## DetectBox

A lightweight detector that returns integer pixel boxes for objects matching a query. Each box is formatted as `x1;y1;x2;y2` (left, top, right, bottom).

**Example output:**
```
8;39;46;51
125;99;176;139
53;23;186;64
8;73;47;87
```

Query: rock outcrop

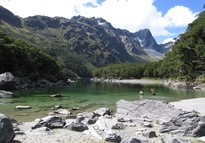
160;112;205;137
0;113;15;143
115;99;182;123
0;72;16;90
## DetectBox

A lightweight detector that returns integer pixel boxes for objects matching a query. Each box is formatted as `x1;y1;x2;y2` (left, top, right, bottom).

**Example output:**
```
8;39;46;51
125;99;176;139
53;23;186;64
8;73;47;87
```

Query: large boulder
32;115;66;129
93;116;122;142
0;113;15;143
66;122;88;132
0;90;15;98
115;99;183;123
105;132;122;143
77;112;98;124
160;112;205;137
94;107;112;116
0;72;16;90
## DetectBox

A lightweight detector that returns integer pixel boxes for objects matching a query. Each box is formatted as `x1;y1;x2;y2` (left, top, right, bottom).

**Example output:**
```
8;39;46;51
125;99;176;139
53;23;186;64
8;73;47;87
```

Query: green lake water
0;79;205;122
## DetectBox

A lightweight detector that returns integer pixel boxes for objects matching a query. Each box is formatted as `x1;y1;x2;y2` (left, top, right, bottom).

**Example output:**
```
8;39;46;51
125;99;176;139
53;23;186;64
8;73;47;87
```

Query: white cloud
162;38;175;44
164;6;197;27
0;0;198;41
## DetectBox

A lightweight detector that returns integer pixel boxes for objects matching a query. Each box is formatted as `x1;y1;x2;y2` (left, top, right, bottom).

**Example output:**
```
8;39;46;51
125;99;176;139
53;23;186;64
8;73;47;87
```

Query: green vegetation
92;62;160;79
160;11;205;81
0;32;60;80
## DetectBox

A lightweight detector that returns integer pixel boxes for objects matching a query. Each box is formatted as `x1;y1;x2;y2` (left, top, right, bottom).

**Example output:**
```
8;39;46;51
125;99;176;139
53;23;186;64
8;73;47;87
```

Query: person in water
139;90;144;95
139;90;144;99
150;88;156;96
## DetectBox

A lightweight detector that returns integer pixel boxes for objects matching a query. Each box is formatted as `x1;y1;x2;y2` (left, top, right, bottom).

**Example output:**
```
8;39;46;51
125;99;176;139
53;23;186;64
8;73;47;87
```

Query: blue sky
0;0;204;43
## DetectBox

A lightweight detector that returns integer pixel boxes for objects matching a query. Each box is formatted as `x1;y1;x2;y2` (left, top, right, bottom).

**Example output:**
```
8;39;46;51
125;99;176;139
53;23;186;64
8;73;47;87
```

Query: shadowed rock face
0;113;15;143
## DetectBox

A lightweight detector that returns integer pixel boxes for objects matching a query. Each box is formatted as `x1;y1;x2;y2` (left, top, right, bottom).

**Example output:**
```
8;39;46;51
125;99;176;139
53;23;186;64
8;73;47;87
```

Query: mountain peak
0;6;22;27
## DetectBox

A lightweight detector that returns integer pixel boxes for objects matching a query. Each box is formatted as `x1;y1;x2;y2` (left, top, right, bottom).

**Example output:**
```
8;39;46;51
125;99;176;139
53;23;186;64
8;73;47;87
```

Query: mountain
0;6;172;77
0;6;22;27
0;32;60;80
159;11;205;81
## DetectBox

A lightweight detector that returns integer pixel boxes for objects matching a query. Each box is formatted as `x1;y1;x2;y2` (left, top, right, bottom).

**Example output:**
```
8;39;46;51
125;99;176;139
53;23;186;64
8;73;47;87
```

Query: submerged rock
16;105;32;109
50;93;62;98
0;113;15;143
53;109;71;115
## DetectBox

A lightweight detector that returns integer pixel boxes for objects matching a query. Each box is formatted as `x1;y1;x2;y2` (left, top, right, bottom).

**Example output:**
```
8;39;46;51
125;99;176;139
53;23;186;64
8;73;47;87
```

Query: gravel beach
13;121;105;143
11;98;205;143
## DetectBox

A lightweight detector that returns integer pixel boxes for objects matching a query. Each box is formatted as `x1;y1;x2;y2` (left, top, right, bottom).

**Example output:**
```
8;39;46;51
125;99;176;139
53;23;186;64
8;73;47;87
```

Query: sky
0;0;204;44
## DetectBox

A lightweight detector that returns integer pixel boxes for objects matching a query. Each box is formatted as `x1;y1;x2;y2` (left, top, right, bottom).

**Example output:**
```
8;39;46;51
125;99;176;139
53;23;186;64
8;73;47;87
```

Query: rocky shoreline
92;77;205;91
1;99;205;143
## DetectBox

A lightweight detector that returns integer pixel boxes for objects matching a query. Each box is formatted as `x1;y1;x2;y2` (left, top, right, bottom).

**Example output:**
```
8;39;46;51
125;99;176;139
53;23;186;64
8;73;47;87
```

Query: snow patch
137;37;144;47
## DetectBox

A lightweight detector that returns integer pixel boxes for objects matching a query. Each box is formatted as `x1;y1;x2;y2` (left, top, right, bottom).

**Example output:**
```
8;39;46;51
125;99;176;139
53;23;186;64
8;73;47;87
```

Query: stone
105;132;122;143
111;123;125;130
54;109;71;115
122;137;143;143
160;112;205;137
161;135;190;143
0;72;16;90
77;112;98;124
143;122;152;128
0;113;15;143
32;115;66;129
94;107;112;116
67;122;88;132
16;105;32;109
75;115;85;123
0;90;15;98
142;130;157;138
50;93;62;98
32;127;51;132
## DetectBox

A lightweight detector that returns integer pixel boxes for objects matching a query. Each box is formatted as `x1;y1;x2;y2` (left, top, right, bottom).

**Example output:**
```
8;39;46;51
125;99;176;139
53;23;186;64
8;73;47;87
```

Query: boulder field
1;99;205;143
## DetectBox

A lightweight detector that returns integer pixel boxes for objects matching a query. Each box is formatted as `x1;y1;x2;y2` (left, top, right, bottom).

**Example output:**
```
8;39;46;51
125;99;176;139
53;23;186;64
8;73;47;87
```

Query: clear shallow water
0;79;205;121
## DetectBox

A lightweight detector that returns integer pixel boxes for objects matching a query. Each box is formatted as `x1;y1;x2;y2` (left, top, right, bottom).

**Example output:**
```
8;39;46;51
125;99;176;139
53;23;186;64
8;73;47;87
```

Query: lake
0;79;204;121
